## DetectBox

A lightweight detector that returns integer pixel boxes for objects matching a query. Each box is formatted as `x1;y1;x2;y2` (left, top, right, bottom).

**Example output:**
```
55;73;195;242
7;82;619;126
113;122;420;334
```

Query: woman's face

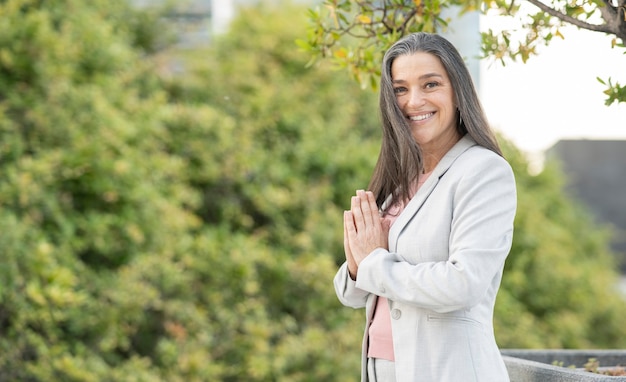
391;52;460;155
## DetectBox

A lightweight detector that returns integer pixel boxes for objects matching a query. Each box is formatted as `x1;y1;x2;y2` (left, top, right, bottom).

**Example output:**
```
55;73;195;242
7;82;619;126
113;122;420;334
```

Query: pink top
367;171;432;361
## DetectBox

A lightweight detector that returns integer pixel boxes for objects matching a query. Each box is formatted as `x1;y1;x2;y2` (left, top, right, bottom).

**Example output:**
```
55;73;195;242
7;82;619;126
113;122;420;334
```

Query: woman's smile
409;112;435;122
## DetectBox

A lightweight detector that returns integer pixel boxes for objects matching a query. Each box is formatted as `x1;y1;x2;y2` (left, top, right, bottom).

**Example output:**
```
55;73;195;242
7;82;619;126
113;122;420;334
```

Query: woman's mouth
409;112;434;121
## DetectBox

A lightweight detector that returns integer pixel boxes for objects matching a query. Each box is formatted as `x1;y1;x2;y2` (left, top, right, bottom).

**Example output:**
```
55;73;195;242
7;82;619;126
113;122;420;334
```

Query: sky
477;11;626;163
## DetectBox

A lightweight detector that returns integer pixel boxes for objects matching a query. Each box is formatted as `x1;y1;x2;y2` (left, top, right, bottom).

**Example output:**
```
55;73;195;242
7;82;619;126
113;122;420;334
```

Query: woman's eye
425;82;439;89
393;87;406;94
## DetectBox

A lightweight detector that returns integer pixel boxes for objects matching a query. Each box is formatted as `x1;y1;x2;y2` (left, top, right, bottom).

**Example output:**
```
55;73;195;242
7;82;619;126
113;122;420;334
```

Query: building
131;0;213;46
546;139;626;271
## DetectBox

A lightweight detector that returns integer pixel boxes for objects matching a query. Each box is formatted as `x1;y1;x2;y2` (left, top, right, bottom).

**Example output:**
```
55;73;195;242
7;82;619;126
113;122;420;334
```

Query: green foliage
163;2;381;252
0;0;198;380
598;76;626;106
1;0;626;381
1;0;373;380
157;3;381;379
494;140;626;348
297;0;461;87
303;0;626;104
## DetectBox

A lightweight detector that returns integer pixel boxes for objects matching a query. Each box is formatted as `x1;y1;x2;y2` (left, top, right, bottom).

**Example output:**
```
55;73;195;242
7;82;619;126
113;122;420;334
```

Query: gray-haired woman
334;32;516;382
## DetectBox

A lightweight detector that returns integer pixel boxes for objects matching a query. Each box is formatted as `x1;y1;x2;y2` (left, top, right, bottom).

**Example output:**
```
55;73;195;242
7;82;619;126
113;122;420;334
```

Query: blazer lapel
388;135;477;251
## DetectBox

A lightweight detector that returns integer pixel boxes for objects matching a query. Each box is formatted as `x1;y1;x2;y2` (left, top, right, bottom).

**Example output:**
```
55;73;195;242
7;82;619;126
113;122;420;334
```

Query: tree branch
600;0;617;13
598;0;626;42
397;8;418;35
526;0;613;34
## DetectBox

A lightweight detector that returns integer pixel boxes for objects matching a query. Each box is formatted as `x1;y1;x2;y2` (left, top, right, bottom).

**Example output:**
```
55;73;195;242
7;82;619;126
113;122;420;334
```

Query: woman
334;32;517;382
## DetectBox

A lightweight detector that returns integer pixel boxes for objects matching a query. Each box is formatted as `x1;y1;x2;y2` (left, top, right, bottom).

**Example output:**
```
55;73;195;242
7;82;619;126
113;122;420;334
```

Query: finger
343;211;358;278
365;191;380;226
357;190;374;227
344;210;357;238
351;195;365;233
343;211;352;255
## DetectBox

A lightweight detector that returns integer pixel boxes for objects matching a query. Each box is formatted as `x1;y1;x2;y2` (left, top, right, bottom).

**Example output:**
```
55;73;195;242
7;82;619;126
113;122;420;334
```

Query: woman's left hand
344;190;389;266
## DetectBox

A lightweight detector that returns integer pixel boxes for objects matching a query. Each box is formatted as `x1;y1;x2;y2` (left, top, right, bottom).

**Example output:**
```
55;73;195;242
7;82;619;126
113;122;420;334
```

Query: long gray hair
369;32;502;209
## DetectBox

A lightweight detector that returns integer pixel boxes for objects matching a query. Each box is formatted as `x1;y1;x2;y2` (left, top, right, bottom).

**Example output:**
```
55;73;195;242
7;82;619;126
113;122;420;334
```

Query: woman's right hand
344;190;390;280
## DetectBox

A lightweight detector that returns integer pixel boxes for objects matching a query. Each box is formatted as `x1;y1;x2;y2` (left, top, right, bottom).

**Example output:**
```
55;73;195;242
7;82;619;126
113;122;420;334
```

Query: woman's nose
406;89;425;108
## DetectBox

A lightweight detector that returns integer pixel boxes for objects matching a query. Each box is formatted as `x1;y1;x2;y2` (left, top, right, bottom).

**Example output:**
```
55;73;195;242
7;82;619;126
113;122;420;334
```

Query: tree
158;2;382;379
0;0;377;380
0;0;201;380
299;0;626;105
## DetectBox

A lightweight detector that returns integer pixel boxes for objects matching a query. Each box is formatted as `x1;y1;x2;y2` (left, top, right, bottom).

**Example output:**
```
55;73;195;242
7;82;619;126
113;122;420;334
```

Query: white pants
367;357;396;382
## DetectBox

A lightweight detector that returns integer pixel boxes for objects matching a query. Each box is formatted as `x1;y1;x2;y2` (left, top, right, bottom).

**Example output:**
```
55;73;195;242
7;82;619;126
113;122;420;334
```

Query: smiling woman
334;32;517;382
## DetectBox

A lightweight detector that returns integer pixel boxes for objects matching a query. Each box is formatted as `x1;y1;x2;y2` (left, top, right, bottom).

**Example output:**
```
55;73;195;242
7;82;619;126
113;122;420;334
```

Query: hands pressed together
344;190;390;280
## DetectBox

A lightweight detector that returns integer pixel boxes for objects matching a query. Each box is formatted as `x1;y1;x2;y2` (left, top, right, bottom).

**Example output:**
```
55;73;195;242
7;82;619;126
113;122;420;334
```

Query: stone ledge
502;349;626;381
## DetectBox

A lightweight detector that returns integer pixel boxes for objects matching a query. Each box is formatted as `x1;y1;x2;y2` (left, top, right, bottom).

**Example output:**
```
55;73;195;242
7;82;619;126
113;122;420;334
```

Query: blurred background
1;0;625;380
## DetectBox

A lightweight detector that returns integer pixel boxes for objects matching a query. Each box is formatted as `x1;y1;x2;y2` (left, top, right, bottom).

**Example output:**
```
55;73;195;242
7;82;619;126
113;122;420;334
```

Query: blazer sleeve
354;152;517;313
334;261;370;309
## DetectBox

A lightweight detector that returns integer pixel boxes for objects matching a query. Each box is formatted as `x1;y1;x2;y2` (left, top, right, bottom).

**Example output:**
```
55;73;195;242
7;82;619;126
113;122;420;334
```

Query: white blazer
334;135;516;382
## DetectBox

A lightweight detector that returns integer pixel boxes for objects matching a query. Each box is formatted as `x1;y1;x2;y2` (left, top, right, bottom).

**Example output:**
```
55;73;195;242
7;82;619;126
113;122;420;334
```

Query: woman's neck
421;132;462;173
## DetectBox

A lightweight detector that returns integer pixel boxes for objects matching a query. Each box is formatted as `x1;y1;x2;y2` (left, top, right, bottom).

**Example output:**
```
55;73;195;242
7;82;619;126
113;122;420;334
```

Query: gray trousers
367;357;396;382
